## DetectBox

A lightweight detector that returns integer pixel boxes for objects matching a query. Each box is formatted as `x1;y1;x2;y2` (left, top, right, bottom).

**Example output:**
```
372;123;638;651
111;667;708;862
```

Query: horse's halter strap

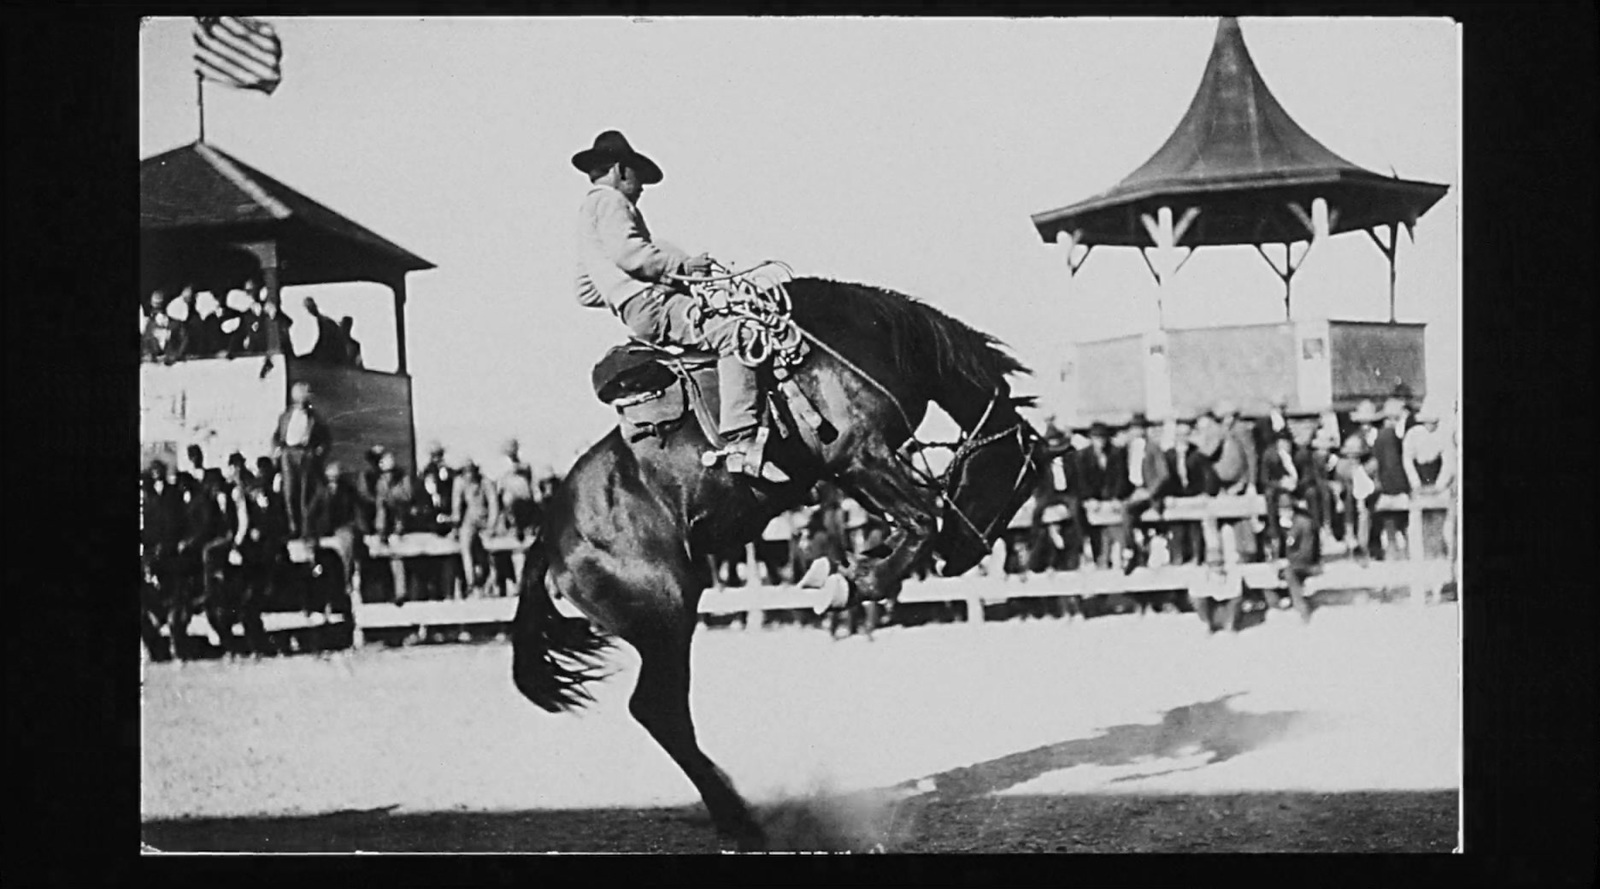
900;390;1040;549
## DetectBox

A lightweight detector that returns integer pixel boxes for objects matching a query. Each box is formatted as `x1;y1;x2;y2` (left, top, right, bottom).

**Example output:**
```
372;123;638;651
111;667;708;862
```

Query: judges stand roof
1030;15;1459;322
140;140;434;293
1030;18;1449;251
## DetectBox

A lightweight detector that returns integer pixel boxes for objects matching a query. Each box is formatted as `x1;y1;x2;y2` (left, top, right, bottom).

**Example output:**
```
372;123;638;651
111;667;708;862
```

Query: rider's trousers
616;287;760;435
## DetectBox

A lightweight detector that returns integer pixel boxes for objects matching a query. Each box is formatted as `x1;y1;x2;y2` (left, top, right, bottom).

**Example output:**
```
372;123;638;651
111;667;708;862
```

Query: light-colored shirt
1127;438;1146;488
284;407;310;447
574;184;691;312
1403;423;1454;489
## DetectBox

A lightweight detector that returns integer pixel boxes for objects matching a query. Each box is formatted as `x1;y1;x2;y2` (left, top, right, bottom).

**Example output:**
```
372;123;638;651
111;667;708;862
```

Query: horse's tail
511;539;614;713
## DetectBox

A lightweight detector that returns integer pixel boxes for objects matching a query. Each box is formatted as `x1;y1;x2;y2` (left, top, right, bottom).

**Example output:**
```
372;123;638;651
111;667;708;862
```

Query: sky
139;16;1460;472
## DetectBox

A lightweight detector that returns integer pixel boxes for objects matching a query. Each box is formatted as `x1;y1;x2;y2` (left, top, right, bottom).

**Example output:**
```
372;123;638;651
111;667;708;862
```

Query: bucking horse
511;273;1040;850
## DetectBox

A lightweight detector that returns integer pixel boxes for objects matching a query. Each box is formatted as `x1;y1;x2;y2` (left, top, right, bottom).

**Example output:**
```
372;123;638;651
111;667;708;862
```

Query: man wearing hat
494;438;539;541
1370;397;1412;559
1402;398;1452;493
1276;490;1320;624
418;441;455;536
1072;421;1118;568
1116;413;1171;574
452;458;499;597
571;130;780;481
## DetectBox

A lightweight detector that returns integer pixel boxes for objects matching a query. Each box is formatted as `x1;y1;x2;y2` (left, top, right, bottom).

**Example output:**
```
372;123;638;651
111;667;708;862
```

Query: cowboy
570;130;784;482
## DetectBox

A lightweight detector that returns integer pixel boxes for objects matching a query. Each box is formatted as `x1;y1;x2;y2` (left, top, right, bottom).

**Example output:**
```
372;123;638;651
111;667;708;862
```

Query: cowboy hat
1087;421;1111;438
571;130;663;185
1129;412;1155;429
1350;400;1381;423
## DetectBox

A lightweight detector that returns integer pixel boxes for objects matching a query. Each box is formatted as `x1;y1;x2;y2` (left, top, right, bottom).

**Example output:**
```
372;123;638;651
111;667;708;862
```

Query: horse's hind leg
628;623;765;850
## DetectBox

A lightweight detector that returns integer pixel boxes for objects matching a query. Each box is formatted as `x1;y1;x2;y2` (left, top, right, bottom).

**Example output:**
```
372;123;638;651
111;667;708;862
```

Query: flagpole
196;72;206;142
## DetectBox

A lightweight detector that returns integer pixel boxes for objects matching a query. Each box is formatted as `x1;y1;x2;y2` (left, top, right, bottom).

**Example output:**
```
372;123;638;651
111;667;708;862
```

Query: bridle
898;388;1041;552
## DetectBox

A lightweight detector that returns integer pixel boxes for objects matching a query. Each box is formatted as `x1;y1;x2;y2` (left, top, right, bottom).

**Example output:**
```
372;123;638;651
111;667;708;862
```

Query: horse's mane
785;277;1030;393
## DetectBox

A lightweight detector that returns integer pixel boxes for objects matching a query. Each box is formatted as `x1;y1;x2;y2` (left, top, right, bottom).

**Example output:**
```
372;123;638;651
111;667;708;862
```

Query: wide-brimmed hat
1129;412;1154;429
571;130;663;184
1350;400;1381;423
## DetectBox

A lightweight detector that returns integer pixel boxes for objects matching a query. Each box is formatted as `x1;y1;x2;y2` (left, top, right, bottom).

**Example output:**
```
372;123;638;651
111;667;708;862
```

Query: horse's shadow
748;693;1317;851
896;692;1312;801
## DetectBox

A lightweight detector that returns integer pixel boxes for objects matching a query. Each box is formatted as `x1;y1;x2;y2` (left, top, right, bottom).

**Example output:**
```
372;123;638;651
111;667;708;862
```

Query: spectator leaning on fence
1164;415;1218;565
1206;401;1261;563
304;461;370;609
1275;491;1321;624
1402;398;1454;493
495;438;538;540
374;450;421;542
1117;413;1171;575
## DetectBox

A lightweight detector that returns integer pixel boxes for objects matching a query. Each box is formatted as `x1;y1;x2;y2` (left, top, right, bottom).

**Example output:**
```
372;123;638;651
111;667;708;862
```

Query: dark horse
511;278;1040;849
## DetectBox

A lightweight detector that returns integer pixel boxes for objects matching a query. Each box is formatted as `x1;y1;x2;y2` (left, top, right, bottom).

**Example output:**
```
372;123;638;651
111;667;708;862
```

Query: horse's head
932;394;1042;577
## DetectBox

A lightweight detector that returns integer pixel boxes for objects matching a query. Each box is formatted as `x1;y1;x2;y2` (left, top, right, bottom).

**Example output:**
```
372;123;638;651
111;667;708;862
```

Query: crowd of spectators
1020;387;1458;579
142;379;564;653
141;279;365;371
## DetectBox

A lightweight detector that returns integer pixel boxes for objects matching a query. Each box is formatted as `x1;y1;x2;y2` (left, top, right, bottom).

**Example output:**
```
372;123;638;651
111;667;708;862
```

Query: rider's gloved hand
681;253;713;276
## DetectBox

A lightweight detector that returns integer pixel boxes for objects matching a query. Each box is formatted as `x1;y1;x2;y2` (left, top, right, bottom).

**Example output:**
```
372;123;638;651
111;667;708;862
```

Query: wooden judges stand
273;489;1454;645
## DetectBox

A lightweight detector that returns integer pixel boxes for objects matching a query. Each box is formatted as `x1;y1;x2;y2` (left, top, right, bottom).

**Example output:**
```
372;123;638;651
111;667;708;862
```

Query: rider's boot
708;358;789;483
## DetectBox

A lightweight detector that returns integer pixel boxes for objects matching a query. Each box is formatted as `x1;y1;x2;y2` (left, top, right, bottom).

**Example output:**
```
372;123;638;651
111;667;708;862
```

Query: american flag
193;17;283;94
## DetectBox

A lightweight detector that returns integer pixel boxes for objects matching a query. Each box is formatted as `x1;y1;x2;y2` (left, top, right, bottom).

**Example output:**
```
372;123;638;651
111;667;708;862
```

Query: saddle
590;341;721;444
589;265;837;458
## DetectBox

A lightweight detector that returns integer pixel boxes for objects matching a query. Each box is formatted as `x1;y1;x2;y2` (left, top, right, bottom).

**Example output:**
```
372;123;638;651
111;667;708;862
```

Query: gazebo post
391;275;409;375
1365;223;1401;322
1139;205;1199;330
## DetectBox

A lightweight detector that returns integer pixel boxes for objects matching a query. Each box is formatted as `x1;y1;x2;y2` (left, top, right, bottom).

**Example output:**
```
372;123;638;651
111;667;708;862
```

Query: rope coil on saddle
666;260;806;369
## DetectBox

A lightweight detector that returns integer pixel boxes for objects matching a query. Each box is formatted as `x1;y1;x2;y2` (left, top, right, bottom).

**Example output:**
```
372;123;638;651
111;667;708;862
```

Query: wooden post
966;591;986;624
350;560;366;648
743;542;764;629
1408;495;1429;607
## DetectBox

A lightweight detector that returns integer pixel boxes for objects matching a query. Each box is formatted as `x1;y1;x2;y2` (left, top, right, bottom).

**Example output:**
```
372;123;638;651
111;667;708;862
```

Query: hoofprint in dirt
142;600;1459;852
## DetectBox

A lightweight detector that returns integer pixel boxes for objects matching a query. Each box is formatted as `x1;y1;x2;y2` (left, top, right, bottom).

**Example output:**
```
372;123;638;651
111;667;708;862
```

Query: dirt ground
142;598;1460;853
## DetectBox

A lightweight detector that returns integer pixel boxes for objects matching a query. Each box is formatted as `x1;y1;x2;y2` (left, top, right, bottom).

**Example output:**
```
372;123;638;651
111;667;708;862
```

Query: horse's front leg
838;452;939;604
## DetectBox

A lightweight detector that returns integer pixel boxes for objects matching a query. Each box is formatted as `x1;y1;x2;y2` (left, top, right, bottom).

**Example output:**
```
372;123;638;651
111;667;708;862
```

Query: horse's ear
1009;395;1038;410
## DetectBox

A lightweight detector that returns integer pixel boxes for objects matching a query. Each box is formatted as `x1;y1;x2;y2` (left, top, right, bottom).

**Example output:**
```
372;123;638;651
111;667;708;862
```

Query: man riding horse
520;130;1045;850
572;130;786;483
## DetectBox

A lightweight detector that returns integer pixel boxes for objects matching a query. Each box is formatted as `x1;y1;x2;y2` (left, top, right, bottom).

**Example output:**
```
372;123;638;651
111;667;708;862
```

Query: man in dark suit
1371;397;1411;559
141;460;186;660
169;467;230;659
271;381;333;540
1072;422;1118;568
1027;420;1080;573
1117;413;1172;574
1277;492;1321;624
417;442;455;535
1259;425;1301;560
304;461;370;615
1163;416;1219;565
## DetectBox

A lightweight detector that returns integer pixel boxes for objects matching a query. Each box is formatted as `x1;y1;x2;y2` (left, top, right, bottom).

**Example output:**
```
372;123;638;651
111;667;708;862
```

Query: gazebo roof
140;140;434;288
1031;18;1449;248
